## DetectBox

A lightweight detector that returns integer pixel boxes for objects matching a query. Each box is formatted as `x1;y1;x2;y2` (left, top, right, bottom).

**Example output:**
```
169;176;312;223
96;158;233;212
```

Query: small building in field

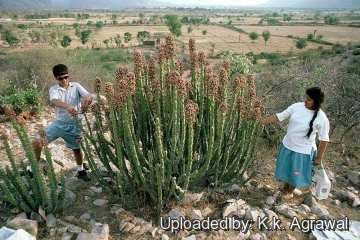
0;18;12;22
143;38;156;47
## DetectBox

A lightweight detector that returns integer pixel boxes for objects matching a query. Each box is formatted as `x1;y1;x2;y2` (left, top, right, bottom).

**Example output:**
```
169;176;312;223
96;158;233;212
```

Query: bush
0;89;41;114
300;50;320;60
332;43;347;54
352;49;360;55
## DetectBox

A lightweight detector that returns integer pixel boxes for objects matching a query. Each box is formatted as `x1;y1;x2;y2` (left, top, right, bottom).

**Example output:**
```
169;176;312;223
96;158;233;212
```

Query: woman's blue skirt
275;143;317;187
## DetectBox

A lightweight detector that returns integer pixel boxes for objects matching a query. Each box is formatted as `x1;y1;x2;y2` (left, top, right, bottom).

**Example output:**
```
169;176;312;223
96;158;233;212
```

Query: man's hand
67;106;78;117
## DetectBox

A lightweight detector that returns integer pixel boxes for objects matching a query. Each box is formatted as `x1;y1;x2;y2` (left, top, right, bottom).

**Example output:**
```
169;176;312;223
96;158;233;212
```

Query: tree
80;30;91;45
28;30;41;43
249;32;259;41
95;21;104;30
187;26;193;36
202;30;207;36
60;35;71;48
164;14;182;37
262;30;270;45
307;34;314;40
124;32;132;43
295;38;307;50
114;34;122;47
137;31;150;44
103;39;110;48
1;29;19;46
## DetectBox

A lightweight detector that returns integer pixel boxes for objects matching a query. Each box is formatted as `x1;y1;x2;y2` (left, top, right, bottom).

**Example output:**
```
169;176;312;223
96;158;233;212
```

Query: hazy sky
163;0;269;5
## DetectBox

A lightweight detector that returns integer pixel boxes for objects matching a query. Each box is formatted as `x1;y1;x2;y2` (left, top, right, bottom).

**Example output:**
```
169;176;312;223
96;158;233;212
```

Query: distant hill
0;0;172;9
261;0;360;8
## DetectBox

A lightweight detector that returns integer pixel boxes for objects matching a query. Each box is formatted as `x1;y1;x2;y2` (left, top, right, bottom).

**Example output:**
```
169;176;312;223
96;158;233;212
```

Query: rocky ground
1;108;360;240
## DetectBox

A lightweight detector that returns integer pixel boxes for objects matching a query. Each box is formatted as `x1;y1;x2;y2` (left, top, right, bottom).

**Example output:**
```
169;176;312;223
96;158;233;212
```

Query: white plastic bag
311;164;331;200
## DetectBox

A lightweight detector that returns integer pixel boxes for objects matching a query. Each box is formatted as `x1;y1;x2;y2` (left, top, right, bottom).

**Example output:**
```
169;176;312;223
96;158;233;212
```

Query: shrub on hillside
352;49;360;55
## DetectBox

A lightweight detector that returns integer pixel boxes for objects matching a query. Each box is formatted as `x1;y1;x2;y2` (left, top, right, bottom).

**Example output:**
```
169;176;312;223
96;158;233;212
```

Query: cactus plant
0;104;66;214
80;35;265;212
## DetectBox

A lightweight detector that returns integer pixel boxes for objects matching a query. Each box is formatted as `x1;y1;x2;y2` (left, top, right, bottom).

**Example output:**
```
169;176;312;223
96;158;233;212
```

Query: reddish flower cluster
133;50;146;76
198;51;206;65
205;74;219;98
148;58;156;81
177;78;188;100
250;107;262;121
185;100;199;124
246;87;257;101
2;104;16;119
115;66;129;81
193;152;200;161
165;70;180;88
222;60;231;77
115;92;127;108
219;67;228;86
104;82;115;103
190;52;198;71
81;99;89;114
175;60;184;76
151;78;161;96
16;116;26;127
93;77;102;94
90;102;100;115
247;74;255;88
254;100;266;115
158;46;166;65
232;75;247;92
218;102;228;114
236;97;249;119
127;72;136;96
0;129;10;140
188;38;196;54
165;35;175;59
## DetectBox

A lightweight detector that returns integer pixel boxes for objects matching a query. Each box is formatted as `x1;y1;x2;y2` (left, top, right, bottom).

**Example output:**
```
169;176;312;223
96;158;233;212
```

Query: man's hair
52;64;69;77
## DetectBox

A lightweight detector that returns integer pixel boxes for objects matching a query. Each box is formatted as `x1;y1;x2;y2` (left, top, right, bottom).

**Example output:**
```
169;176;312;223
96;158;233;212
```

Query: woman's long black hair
305;87;324;138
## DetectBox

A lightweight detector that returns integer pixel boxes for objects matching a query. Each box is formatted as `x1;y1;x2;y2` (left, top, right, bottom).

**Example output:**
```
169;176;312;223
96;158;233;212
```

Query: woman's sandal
281;192;294;199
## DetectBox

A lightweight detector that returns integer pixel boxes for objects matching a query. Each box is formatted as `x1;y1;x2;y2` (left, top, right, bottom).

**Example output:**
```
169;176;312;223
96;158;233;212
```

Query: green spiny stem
213;112;226;184
224;91;240;133
7;170;36;211
146;151;155;190
155;163;163;212
194;65;205;150
55;173;66;212
181;124;194;196
191;98;215;179
42;141;61;212
122;106;156;201
167;89;179;186
0;169;33;213
81;136;123;202
177;102;186;175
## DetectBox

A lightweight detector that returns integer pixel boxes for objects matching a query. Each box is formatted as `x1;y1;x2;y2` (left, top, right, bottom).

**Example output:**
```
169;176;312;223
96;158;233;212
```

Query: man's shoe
76;170;91;181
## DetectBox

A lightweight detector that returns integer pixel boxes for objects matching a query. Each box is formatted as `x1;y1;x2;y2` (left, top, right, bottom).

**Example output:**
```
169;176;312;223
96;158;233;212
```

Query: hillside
0;0;172;9
261;0;360;8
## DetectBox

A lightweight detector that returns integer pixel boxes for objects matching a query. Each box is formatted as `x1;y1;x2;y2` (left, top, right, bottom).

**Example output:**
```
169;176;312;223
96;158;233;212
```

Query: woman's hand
313;156;322;165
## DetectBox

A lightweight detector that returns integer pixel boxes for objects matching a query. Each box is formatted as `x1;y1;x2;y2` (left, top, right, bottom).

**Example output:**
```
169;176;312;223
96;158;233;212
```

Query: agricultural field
1;8;360;56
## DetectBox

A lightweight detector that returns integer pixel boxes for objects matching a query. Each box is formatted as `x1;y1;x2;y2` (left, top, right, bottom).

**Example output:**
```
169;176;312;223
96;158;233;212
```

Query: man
31;64;92;181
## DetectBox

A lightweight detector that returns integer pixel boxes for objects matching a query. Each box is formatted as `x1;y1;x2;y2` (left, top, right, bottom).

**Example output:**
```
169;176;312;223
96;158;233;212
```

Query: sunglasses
56;75;69;81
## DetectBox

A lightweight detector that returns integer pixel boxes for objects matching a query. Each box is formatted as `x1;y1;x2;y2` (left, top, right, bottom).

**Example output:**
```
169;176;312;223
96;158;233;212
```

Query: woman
262;87;330;199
